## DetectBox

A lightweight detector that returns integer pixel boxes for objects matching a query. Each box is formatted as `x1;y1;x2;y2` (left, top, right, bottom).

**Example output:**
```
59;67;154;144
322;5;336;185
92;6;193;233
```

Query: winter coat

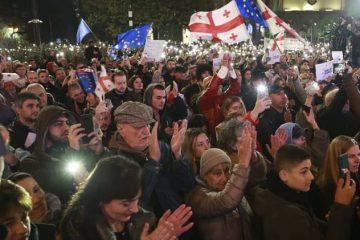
186;165;252;240
143;83;188;143
186;155;267;240
9;119;36;151
251;171;354;240
316;77;360;139
18;106;100;203
60;206;155;240
108;133;196;217
197;67;240;133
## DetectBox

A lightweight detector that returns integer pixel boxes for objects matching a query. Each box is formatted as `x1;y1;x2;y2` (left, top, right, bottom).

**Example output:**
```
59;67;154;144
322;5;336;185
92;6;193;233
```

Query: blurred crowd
0;38;359;240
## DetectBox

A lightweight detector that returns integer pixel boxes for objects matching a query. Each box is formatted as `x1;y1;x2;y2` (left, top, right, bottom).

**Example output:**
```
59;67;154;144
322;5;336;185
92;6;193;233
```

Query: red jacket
197;67;240;133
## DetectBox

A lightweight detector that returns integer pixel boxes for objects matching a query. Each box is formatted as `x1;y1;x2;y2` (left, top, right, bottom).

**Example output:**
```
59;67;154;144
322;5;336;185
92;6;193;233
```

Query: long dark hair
60;156;143;238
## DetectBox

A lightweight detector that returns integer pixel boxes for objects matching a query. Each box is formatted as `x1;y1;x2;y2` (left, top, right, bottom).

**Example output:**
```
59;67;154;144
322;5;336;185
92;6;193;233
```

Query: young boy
252;145;356;240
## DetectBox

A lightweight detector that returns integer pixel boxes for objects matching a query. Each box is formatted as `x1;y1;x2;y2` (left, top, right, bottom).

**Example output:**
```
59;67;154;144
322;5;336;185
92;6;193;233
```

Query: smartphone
338;153;349;180
80;114;94;144
256;84;269;99
334;63;345;74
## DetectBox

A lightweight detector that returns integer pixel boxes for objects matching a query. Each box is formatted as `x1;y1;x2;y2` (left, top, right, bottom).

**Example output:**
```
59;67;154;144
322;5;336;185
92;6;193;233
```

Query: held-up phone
256;84;269;99
80;114;94;144
334;63;345;74
338;153;349;180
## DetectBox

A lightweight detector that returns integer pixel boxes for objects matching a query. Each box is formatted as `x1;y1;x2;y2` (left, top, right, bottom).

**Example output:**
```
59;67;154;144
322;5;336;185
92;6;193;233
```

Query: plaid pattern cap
114;101;155;128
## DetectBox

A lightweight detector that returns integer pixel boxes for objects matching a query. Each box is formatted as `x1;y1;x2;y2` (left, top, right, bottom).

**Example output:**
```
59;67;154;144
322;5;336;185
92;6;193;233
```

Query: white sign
284;38;305;51
1;73;19;82
141;40;166;62
332;51;343;64
267;49;281;64
315;61;334;81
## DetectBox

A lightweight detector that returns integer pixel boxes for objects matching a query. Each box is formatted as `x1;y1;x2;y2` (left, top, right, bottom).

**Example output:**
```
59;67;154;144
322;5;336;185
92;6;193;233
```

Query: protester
0;179;56;240
18;105;104;203
59;155;193;240
186;126;265;240
143;83;188;142
182;128;210;174
108;101;195;219
9;92;40;152
252;145;357;240
316;136;360;221
7;172;62;225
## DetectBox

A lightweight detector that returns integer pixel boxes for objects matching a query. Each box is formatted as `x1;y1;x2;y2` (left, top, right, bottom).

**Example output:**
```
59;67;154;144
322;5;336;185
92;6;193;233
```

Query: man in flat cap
109;101;195;219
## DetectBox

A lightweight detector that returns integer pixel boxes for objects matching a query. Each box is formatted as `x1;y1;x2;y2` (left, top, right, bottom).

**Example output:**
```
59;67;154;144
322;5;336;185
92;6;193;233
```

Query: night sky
0;0;79;43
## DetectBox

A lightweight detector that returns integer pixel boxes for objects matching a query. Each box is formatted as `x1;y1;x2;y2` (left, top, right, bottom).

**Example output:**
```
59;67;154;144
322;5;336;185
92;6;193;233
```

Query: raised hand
148;122;161;162
251;97;272;121
68;124;87;150
334;171;356;206
236;128;253;167
266;128;288;159
159;205;194;237
140;222;176;240
302;108;320;130
171;119;188;160
87;131;103;154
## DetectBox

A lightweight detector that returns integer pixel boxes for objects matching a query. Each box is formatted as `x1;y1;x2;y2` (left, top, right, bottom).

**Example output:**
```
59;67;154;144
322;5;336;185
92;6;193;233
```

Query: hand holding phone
80;114;94;144
256;84;269;99
338;153;349;180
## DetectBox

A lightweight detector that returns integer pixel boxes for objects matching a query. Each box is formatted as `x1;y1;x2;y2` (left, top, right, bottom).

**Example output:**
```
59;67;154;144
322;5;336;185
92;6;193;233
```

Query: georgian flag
95;65;115;99
271;30;285;52
188;0;250;44
257;0;305;43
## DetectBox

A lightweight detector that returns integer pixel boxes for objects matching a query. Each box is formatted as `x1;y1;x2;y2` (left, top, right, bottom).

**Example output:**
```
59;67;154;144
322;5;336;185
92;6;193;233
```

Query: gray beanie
200;148;231;178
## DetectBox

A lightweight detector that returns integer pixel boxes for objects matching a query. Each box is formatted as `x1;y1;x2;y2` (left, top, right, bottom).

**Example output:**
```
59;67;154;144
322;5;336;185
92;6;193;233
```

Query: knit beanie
200;148;231;178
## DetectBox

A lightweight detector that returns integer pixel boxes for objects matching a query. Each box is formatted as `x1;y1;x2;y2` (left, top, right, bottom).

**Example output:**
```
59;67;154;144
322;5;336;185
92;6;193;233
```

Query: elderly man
109;101;195;217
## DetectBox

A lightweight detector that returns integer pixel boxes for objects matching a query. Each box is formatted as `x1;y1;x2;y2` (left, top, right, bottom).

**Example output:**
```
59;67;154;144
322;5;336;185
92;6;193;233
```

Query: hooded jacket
18;106;89;203
143;83;188;143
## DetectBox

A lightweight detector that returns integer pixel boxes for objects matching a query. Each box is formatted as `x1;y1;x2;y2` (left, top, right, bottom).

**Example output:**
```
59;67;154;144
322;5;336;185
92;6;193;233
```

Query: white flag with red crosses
188;0;250;44
256;0;305;43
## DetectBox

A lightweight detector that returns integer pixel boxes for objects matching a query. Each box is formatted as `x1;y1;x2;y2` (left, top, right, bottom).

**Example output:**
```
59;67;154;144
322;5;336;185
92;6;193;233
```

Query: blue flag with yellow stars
236;0;267;27
113;24;152;50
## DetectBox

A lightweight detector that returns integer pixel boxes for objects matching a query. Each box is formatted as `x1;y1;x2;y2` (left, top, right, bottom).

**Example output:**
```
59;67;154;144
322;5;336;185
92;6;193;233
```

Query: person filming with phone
18;105;104;203
316;136;360;240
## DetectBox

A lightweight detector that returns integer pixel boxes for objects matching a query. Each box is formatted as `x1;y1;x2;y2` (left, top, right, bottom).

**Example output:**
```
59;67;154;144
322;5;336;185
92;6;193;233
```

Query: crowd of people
0;37;359;240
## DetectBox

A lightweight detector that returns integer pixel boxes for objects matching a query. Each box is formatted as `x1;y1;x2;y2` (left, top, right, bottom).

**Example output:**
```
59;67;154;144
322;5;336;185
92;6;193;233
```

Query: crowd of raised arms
0;40;359;240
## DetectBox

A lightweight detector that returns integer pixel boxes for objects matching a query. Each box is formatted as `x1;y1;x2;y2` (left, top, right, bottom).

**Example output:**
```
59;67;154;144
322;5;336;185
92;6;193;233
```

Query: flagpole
272;35;283;54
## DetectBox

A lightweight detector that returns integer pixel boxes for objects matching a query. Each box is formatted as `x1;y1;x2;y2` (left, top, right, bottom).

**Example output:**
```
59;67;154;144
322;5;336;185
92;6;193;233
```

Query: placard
332;51;343;64
315;61;333;81
141;40;166;62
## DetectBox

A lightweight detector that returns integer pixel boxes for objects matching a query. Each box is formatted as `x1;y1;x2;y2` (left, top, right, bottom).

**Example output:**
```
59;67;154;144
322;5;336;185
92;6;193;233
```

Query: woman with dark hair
128;75;144;102
59;155;193;240
240;68;252;93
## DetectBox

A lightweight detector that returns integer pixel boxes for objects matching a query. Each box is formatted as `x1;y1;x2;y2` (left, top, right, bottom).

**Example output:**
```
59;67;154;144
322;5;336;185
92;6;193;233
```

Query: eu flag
236;0;267;27
113;24;152;50
76;19;92;43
